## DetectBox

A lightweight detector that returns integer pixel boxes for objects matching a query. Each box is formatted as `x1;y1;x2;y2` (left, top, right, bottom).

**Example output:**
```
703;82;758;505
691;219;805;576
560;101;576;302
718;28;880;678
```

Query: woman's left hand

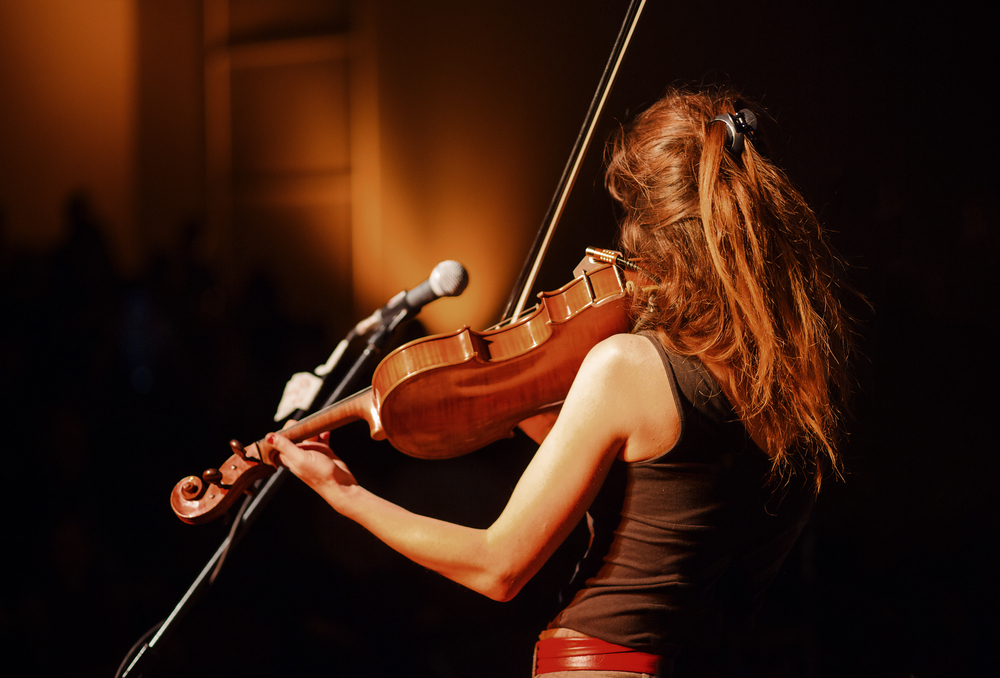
265;429;359;499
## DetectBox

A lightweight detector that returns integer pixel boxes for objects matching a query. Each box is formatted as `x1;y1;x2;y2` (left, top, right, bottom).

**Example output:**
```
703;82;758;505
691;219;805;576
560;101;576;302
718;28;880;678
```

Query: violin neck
268;386;382;444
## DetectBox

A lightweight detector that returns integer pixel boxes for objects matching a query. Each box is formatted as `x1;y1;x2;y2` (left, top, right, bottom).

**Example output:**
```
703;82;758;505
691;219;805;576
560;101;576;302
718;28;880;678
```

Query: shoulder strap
637;331;734;424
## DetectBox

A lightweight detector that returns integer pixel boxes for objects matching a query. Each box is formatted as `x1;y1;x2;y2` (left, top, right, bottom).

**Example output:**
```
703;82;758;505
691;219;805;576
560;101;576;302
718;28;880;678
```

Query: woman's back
549;334;814;659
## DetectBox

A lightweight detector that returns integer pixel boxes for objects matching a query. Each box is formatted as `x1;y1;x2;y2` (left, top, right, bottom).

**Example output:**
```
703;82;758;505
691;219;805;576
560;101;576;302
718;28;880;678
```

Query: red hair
607;87;857;488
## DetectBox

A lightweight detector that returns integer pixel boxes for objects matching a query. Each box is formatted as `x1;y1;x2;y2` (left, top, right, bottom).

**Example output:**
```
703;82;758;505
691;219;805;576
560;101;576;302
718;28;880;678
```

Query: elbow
473;529;538;601
475;561;529;602
482;575;524;603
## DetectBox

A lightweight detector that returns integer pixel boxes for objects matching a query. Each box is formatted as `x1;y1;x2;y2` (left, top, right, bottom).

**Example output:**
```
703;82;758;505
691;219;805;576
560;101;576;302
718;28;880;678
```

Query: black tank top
548;333;814;658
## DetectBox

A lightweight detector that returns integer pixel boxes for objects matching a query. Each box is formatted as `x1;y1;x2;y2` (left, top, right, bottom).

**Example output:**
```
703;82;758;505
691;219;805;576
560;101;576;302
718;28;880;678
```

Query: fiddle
170;257;638;524
171;0;651;526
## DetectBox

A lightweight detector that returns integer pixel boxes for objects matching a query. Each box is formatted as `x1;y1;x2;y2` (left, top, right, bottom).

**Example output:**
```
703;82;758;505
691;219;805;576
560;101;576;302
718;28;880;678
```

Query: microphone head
429;260;469;298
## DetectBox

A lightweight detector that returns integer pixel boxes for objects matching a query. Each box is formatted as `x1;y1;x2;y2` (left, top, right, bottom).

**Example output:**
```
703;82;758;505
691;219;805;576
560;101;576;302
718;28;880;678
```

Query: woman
263;87;856;677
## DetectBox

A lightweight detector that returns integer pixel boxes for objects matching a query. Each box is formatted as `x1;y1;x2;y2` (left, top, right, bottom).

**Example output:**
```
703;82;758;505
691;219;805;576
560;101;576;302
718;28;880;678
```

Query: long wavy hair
607;87;857;489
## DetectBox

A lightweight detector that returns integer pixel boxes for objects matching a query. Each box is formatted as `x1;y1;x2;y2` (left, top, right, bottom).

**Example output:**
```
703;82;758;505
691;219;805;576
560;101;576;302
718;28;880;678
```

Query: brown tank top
548;333;814;658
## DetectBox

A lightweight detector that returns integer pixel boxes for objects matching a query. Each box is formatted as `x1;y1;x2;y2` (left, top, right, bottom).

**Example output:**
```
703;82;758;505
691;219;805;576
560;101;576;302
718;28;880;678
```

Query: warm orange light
0;0;137;272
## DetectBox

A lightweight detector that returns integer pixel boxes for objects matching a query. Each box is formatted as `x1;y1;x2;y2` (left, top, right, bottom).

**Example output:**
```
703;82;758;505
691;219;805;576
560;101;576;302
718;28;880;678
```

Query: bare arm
516;409;560;444
266;333;679;601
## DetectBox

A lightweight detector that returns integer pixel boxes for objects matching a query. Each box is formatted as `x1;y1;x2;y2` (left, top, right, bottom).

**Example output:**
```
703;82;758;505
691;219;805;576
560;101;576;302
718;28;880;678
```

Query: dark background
2;1;997;677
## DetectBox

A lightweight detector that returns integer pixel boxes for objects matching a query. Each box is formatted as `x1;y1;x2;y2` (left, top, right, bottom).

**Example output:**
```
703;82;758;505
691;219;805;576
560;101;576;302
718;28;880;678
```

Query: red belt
534;637;662;675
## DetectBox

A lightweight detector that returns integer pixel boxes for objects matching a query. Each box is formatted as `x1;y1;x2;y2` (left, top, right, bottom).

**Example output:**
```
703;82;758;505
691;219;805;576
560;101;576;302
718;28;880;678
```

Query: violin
170;258;637;524
172;0;651;525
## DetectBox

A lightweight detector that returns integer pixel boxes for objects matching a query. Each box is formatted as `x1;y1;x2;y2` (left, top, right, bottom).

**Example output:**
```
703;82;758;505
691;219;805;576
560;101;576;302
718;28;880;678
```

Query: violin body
170;261;634;524
375;261;633;458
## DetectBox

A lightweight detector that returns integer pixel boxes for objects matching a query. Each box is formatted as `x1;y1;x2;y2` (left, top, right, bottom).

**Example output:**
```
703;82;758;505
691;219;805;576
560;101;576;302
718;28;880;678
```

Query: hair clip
710;108;758;156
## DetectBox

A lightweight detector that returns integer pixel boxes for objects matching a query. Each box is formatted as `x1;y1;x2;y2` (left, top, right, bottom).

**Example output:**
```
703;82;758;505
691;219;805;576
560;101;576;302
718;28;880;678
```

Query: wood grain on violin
171;262;635;524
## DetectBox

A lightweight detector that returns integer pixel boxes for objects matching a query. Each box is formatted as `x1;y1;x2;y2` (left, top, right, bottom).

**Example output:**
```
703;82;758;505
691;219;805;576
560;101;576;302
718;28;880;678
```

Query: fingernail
266;433;275;444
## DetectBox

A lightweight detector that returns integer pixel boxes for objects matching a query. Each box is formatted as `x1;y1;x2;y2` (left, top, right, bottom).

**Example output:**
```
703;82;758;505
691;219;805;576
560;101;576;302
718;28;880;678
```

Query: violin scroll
170;440;275;524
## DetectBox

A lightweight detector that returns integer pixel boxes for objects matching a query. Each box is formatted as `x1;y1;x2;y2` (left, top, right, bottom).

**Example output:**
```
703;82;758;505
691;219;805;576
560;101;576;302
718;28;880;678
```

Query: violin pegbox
170;440;275;524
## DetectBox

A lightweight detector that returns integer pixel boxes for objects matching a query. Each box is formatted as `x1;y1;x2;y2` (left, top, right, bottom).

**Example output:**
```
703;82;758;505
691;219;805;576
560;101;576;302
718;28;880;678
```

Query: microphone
359;260;470;336
275;261;470;420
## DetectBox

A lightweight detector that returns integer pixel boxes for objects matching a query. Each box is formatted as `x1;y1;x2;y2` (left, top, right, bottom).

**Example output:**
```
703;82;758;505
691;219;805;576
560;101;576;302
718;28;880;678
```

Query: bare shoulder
574;333;680;462
578;333;665;380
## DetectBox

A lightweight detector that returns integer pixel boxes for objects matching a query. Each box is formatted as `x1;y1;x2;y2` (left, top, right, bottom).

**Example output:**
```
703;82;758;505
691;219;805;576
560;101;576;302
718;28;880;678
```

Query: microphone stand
117;319;404;678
